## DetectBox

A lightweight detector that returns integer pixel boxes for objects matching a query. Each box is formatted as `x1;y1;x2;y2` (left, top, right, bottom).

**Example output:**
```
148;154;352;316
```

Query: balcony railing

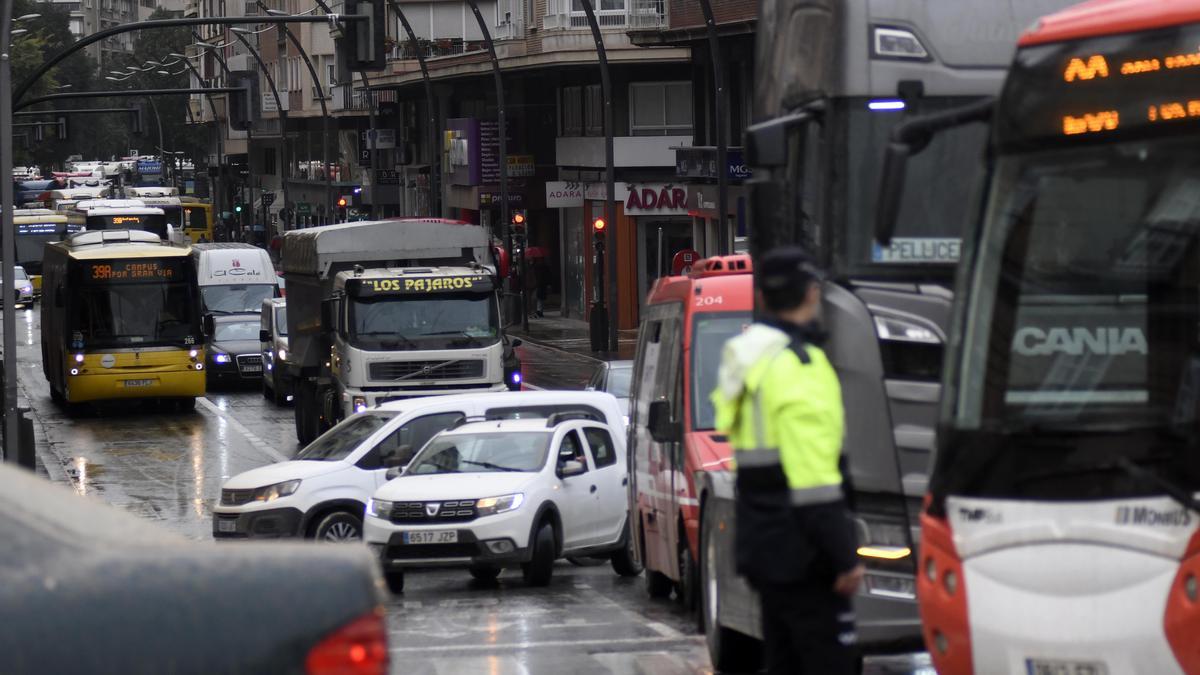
543;0;665;30
494;0;525;39
389;38;487;61
330;84;398;113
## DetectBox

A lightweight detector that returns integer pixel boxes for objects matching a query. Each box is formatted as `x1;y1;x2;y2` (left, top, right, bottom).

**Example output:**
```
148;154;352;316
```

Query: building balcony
543;0;666;31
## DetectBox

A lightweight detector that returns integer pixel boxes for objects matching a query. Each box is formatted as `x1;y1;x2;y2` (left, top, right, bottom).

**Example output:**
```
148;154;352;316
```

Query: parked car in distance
585;359;633;417
204;313;264;385
364;412;642;593
213;390;628;542
260;297;290;404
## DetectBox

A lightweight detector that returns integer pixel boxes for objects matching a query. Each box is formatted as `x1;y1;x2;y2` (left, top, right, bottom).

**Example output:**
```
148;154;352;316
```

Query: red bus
628;254;753;608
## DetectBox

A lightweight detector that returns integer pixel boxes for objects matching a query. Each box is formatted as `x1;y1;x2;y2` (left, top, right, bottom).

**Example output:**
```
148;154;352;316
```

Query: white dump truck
282;218;523;444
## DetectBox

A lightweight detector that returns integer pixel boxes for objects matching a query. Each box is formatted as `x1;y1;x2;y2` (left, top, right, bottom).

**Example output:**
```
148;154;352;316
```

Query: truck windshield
842;96;989;275
202;284;275;314
407;432;549;475
942;138;1200;501
298;412;396;461
348;292;499;351
690;312;753;430
71;281;200;349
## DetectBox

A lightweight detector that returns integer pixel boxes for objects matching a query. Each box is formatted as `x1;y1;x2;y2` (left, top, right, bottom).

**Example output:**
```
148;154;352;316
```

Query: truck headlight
476;493;524;516
352;395;368;413
873;315;941;344
252;479;301;503
367;498;394;520
277;348;287;362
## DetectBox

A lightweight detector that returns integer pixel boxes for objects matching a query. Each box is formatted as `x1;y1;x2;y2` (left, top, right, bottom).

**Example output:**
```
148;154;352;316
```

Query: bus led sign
87;260;179;282
111;216;142;225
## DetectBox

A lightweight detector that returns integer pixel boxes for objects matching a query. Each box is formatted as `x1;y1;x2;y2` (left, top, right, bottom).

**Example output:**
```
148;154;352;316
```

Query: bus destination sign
86;259;185;283
1001;24;1200;148
350;275;494;297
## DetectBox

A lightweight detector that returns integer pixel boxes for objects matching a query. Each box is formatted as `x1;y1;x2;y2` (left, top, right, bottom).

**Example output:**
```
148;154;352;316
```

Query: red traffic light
337;197;348;208
513;212;526;225
592;218;606;232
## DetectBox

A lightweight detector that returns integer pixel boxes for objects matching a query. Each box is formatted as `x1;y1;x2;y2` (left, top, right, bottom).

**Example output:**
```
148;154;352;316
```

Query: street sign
296;202;312;216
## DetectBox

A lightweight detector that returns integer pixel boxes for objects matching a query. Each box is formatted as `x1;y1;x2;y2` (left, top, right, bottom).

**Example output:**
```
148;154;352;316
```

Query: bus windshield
87;214;168;240
348;292;499;351
843;96;989;273
71;273;200;349
690;312;752;430
943;137;1200;500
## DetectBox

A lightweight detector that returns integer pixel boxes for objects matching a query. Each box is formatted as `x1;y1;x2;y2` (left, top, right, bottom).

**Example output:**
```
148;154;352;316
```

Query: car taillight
306;609;389;675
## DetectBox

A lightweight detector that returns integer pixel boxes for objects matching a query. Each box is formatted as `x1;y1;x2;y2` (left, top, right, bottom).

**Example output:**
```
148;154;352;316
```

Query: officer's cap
757;246;824;293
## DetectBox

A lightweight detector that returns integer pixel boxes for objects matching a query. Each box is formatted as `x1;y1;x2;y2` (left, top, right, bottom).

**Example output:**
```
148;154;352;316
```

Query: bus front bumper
66;369;205;403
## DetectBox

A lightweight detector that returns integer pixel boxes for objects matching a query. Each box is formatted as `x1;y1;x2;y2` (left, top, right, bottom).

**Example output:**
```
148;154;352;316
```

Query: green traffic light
234;205;243;213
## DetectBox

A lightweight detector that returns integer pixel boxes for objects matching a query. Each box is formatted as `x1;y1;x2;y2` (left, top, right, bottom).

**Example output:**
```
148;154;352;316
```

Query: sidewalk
509;313;638;362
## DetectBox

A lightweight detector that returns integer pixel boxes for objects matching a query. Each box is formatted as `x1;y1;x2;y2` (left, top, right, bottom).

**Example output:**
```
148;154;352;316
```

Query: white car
212;390;627;541
4;266;35;307
364;414;642;593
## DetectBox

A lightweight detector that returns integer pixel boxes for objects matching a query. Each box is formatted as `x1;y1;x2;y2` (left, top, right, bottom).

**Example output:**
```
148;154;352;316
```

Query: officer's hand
833;564;865;597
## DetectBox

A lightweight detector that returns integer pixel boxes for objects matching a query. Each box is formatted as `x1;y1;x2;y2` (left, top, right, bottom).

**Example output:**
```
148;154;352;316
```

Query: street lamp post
230;27;291;238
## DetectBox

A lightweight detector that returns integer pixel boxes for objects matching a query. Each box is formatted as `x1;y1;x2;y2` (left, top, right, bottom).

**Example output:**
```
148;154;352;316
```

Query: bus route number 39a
695;295;724;307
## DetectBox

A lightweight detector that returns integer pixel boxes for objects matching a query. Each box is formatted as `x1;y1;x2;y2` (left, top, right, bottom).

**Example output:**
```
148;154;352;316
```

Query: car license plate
1026;659;1109;675
241;365;262;373
217;519;237;533
123;379;154;388
402;530;457;544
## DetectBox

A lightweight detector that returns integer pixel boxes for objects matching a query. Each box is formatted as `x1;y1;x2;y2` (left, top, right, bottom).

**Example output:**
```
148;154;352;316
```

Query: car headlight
252;479;301;502
873;315;942;344
367;498;394;520
476;493;524;517
277;348;287;362
213;352;231;364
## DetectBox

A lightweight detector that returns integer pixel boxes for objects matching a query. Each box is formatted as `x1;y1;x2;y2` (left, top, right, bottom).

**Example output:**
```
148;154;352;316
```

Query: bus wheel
701;507;761;672
175;398;196;413
50;386;64;405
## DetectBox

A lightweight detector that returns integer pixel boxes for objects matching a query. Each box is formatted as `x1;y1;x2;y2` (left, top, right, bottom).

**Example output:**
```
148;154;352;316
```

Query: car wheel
312;511;362;542
271;375;287;405
610;522;644;577
384;570;405;594
468;565;502;581
521;521;556;587
701;506;761;672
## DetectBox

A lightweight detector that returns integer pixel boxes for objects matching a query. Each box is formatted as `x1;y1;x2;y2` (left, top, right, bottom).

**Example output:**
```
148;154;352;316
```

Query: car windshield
607;364;633;398
348;292;499;351
202;284;275;314
274;306;288;336
213;320;260;342
843;96;988;274
407;432;550;475
691;312;752;430
297;412;396;461
14;267;28;281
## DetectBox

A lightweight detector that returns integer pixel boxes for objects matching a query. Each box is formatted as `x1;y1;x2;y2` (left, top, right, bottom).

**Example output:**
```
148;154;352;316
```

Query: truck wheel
521;521;556;587
611;522;644;577
469;565;502;582
384;570;405;594
311;511;362;542
294;385;318;445
701;506;761;672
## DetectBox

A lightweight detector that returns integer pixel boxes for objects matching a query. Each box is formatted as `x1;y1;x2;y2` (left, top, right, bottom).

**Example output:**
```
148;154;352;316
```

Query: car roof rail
447;415;489;430
545;412;594;427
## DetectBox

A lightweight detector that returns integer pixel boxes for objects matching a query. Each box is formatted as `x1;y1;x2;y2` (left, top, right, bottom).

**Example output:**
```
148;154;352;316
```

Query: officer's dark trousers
757;582;856;675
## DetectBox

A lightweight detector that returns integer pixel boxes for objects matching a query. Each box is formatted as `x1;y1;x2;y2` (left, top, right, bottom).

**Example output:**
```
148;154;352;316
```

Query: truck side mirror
647;400;681;444
320;298;339;331
202;313;215;336
259;329;271;343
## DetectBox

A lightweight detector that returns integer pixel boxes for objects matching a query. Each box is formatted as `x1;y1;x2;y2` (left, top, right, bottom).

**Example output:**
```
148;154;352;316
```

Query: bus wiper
459;459;523;472
1115;457;1200;516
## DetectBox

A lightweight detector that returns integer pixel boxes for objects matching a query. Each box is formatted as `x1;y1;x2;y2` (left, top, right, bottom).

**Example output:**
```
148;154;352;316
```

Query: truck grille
389;500;478;524
369;360;484;382
221;488;256;506
236;354;263;375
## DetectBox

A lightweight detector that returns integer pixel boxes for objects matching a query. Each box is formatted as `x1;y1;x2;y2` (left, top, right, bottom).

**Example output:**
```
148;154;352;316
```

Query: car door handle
590;485;597;493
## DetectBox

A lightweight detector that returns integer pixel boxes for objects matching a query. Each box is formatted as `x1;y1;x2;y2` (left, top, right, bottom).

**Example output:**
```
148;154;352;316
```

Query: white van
212;390;627;541
192;243;279;315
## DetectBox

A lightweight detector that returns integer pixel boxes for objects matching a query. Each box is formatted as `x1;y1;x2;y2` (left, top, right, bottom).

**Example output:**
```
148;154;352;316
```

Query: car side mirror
648;399;681;444
511;338;522;348
202;313;215;336
259;329;270;343
385;466;404;480
557;459;585;479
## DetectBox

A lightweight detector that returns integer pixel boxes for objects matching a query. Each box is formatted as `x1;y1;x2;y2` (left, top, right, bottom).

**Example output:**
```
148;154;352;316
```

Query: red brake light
306;609;389;675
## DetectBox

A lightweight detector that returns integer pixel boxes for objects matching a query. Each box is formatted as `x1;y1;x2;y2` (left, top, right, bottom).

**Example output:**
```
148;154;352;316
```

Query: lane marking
646;622;684;638
388;635;702;654
522;382;546;391
196;397;287;462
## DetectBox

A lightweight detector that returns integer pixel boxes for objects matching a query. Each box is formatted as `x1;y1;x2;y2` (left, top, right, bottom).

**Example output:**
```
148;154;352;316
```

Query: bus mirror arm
874;97;996;246
202;314;215;337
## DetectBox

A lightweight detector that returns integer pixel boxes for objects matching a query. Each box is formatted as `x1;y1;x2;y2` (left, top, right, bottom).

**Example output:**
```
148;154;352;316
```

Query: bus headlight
74;353;84;363
189;349;199;359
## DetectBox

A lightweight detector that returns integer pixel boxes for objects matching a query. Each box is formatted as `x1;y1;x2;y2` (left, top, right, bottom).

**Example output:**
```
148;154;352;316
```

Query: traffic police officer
711;246;864;674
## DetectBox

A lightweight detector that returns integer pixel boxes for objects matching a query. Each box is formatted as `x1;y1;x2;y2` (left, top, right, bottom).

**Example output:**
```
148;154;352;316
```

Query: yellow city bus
12;209;81;296
41;230;206;409
180;198;214;243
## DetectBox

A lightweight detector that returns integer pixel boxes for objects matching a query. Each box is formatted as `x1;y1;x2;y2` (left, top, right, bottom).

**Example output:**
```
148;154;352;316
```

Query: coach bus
874;1;1200;672
647;0;1083;671
41;230;205;409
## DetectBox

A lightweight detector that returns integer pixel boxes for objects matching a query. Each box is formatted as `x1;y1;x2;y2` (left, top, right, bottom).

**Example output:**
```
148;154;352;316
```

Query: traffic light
229;71;257;131
337;196;349;209
335;0;386;73
512;210;526;227
234;204;243;214
592;217;606;251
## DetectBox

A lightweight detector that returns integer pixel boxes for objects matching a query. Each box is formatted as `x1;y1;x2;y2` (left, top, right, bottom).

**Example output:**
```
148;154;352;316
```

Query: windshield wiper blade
423;330;487;345
459;459;523;472
1115;457;1200;515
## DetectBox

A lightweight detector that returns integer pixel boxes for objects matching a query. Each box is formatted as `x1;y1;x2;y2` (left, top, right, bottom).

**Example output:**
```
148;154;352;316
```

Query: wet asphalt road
13;307;927;674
